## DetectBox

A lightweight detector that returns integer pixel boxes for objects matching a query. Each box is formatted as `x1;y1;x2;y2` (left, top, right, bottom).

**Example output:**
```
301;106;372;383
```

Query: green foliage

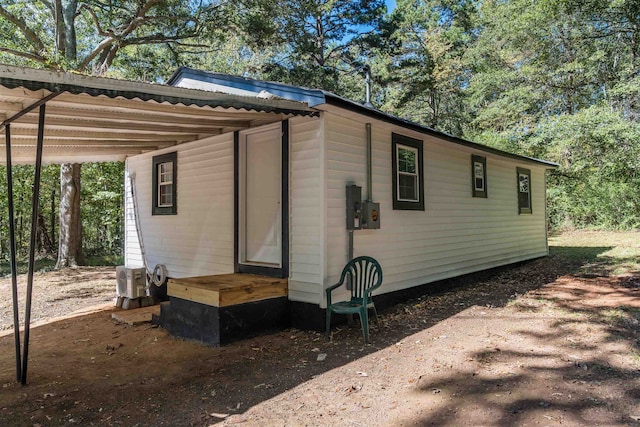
0;162;124;262
81;163;125;257
83;255;124;267
233;0;387;93
1;0;639;253
0;0;224;76
0;164;59;261
466;0;640;230
374;0;478;135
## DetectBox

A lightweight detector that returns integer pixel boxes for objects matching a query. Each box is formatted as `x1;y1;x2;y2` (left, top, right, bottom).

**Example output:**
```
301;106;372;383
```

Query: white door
242;127;282;266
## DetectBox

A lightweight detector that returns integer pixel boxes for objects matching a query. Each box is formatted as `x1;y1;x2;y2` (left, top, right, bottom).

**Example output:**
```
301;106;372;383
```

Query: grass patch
84;255;123;266
0;258;57;277
602;308;628;323
549;230;640;276
0;255;123;277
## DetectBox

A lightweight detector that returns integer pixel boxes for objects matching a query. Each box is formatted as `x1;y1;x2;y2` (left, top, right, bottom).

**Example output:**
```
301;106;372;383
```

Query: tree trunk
53;0;66;58
63;0;78;61
52;3;82;269
37;212;54;255
55;163;83;268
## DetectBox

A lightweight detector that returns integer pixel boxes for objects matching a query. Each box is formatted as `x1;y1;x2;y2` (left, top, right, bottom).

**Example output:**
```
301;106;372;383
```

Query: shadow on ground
3;244;638;426
401;296;640;426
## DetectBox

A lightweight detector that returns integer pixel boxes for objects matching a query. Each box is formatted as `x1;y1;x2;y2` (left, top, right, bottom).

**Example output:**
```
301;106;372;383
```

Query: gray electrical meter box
346;184;380;230
361;201;380;229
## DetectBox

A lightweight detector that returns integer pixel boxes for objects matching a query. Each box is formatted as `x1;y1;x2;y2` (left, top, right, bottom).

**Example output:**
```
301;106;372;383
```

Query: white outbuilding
0;65;557;347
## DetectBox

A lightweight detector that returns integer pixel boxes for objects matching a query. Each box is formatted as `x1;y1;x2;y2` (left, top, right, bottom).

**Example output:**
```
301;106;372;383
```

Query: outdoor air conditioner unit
116;266;147;299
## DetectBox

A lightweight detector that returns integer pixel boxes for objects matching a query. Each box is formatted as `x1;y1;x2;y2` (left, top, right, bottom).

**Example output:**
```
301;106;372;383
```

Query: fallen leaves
105;342;123;355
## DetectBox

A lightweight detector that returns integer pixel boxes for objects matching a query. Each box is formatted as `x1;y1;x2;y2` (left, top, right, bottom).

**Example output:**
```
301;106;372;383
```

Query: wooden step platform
167;273;288;307
112;305;160;326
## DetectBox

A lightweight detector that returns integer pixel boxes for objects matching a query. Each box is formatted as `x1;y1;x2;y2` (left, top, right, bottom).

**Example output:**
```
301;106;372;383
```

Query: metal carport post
2;92;60;384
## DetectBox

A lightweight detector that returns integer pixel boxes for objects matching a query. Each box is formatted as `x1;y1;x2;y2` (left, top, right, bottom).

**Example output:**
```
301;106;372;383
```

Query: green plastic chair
325;256;383;343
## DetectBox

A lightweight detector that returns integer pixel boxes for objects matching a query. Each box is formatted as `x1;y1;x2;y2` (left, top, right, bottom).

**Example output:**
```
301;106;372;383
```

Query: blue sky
386;0;396;12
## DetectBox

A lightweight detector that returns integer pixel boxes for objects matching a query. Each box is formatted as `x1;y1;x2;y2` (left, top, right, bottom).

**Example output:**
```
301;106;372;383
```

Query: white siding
321;110;549;307
124;166;143;268
124;133;235;278
123;109;551;306
288;116;324;303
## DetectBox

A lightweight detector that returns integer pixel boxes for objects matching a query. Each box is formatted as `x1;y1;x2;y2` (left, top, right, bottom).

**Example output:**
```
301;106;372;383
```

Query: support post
21;104;47;385
50;189;55;245
5;124;21;382
366;123;372;202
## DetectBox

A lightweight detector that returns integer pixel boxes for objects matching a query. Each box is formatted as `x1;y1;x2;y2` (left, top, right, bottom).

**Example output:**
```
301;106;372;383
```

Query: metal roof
167;67;327;107
170;67;558;168
0;65;315;164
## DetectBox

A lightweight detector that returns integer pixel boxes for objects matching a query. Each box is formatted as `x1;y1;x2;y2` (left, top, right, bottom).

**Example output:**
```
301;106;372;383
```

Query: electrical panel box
346;185;362;230
361;201;380;229
346;185;381;230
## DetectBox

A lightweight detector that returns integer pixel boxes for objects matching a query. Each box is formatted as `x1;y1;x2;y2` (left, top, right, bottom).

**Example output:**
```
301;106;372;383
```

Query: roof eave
0;64;315;116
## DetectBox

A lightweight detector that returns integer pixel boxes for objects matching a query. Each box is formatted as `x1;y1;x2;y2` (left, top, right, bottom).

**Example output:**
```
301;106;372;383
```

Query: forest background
0;0;638;266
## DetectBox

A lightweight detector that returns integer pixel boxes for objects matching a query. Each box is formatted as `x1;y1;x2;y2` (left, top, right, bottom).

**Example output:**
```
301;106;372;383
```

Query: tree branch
172;41;210;48
77;3;109;36
79;0;202;72
124;32;200;45
117;0;163;38
0;47;47;64
41;0;54;14
78;36;115;70
98;45;120;75
0;5;46;53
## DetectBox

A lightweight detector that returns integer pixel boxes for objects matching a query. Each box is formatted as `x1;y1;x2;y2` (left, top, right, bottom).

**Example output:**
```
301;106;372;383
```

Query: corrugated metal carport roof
0;65;316;164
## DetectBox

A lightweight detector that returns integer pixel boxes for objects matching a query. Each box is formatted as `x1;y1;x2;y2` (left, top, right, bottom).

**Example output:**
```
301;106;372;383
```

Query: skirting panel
160;296;289;346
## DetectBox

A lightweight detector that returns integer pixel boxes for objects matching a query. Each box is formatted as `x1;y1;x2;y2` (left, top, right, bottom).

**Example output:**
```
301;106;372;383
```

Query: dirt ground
0;267;115;332
0;231;639;426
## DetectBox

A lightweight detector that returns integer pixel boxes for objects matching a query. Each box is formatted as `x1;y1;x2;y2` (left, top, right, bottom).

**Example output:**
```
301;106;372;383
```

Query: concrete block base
159;296;289;346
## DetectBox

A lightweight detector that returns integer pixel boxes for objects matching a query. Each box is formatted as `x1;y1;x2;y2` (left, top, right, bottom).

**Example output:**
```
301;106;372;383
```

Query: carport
0;64;315;384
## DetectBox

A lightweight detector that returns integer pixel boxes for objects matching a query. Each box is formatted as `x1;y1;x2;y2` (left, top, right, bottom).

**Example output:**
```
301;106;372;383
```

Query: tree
0;163;59;261
81;162;125;258
371;0;478;135
55;163;82;268
235;0;386;94
466;0;640;229
0;0;220;267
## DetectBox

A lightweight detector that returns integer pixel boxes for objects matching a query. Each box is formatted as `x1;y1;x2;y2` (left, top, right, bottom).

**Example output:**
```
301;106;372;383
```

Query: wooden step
167;273;287;307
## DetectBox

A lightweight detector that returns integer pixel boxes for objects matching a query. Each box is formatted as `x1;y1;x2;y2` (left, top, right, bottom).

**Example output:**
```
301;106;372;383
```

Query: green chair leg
326;309;332;339
368;305;380;327
360;308;369;343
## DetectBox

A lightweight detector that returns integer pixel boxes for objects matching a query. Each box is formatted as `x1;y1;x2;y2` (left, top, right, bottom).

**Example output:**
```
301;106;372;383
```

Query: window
517;167;531;214
152;152;177;215
472;155;487;198
392;133;424;210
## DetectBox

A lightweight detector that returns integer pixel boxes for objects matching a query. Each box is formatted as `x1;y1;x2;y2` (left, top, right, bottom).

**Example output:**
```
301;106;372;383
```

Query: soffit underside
0;72;313;165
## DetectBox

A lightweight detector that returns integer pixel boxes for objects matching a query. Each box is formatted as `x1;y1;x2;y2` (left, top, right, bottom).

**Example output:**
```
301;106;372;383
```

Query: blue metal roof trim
167;67;327;107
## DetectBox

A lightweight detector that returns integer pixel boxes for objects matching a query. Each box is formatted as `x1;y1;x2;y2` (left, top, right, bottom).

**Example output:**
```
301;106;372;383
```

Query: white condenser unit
116;266;147;299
